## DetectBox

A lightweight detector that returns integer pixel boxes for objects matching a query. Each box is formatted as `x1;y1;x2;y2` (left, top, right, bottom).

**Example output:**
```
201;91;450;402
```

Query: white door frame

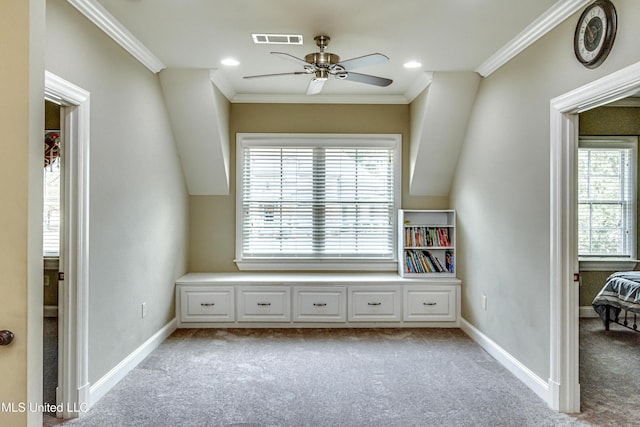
549;60;640;412
44;71;90;418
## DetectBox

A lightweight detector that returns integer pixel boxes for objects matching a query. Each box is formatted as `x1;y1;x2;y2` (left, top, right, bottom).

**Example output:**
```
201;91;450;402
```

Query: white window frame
578;136;638;271
235;133;401;271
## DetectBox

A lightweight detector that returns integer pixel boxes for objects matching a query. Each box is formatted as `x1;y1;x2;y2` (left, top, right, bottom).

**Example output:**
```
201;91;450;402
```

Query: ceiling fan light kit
244;35;393;95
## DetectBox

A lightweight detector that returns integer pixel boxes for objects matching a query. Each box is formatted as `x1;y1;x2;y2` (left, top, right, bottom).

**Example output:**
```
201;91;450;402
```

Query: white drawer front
293;287;346;322
238;286;291;322
180;286;235;322
404;286;456;321
348;287;401;321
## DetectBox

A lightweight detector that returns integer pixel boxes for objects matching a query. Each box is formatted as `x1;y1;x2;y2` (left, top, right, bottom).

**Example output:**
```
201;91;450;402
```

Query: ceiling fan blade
337;53;389;70
343;72;392;87
306;78;327;95
243;72;308;79
271;52;311;67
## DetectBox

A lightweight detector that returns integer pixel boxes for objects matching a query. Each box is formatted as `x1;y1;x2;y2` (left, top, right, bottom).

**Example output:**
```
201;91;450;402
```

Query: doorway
44;71;91;419
576;103;640;424
43;100;62;422
549;60;640;413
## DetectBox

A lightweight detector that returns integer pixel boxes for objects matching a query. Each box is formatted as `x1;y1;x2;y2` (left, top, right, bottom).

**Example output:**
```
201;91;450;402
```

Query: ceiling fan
243;35;393;95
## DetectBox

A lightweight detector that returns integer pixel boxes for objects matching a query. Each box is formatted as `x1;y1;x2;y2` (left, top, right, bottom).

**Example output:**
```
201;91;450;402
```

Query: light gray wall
46;0;189;384
450;0;640;380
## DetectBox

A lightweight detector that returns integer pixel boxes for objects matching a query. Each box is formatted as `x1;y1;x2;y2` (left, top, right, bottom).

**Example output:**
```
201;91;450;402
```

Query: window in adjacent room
578;137;638;268
43;129;61;257
235;133;401;271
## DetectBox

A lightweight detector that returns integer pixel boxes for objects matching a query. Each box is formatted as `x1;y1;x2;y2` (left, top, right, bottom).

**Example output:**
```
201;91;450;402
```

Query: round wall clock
574;0;617;69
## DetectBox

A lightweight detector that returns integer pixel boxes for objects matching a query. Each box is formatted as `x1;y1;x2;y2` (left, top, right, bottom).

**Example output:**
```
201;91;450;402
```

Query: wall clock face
574;0;617;69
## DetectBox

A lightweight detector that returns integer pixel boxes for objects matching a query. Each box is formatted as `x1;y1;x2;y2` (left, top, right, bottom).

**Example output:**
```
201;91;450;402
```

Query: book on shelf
429;251;446;272
445;250;454;273
404;226;451;247
404;250;448;273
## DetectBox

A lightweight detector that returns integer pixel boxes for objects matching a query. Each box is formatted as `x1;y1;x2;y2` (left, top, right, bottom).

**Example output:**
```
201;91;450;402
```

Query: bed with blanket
592;271;640;331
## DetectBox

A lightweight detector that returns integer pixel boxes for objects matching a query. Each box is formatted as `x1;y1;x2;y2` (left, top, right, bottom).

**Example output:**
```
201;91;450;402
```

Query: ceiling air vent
252;34;303;45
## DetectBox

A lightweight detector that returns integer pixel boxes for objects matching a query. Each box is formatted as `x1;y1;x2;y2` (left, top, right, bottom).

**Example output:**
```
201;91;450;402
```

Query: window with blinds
236;134;401;270
578;137;637;258
43;144;61;257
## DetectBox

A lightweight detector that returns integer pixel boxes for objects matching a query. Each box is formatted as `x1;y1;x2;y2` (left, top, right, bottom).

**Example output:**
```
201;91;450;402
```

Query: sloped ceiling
410;72;481;196
159;69;230;195
67;0;591;196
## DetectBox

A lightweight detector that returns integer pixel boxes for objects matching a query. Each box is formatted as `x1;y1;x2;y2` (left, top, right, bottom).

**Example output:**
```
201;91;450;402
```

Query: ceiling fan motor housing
305;51;340;67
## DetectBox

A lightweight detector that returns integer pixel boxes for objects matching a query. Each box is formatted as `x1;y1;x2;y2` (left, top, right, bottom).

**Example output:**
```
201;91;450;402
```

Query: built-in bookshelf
398;209;456;277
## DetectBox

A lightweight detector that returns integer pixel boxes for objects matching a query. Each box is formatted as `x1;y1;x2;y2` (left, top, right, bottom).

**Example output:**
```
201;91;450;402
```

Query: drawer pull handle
313;303;327;307
200;303;215;307
367;302;382;306
423;302;437;306
257;302;271;307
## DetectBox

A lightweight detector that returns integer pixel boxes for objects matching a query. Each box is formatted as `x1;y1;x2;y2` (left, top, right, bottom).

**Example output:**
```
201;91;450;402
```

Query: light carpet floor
49;327;591;427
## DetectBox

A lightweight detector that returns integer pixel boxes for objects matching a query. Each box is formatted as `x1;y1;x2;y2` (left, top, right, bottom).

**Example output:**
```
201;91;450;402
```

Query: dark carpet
576;317;640;427
43;316;58;423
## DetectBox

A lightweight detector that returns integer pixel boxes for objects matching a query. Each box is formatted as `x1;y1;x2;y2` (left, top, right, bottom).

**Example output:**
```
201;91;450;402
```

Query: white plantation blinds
43;156;61;256
237;135;400;265
578;138;637;257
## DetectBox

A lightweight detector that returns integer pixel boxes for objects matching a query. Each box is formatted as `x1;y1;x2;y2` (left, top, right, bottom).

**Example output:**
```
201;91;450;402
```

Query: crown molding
66;0;166;73
475;0;591;77
208;69;237;101
404;72;434;103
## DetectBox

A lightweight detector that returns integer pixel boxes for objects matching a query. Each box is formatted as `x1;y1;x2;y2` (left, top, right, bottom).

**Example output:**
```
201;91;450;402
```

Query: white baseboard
579;306;598;318
460;318;550;405
89;317;177;408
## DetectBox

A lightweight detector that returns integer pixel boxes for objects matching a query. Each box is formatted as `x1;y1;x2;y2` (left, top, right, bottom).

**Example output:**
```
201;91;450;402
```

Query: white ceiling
95;0;559;102
75;0;590;196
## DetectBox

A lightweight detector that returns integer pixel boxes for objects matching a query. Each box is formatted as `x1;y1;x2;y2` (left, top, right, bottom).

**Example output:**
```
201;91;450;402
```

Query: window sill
235;259;398;272
579;257;639;271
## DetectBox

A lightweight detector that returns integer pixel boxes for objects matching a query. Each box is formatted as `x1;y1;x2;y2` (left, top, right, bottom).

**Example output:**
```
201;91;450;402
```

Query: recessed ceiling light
221;58;239;66
404;61;422;69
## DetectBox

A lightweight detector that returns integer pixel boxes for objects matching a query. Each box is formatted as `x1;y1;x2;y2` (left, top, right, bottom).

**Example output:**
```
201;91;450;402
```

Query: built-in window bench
176;273;461;328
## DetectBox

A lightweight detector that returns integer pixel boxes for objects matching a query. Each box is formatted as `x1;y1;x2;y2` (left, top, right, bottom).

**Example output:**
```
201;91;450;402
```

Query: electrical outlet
141;302;147;318
482;294;487;311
